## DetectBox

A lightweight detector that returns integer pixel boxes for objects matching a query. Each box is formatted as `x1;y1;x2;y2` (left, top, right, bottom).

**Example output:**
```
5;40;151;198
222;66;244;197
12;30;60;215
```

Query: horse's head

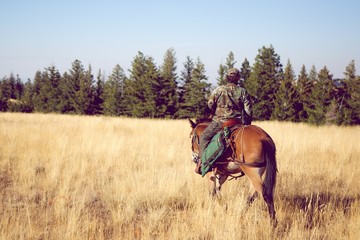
188;118;210;164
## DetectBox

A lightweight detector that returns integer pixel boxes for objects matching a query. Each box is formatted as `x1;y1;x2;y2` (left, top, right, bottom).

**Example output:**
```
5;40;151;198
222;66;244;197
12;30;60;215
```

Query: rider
195;68;253;174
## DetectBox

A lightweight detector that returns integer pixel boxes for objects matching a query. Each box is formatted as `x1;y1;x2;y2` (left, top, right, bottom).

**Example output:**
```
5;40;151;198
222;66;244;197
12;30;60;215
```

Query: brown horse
189;118;278;225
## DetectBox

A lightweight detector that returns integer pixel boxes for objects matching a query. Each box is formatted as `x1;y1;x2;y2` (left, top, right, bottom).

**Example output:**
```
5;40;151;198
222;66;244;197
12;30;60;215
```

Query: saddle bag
201;127;230;177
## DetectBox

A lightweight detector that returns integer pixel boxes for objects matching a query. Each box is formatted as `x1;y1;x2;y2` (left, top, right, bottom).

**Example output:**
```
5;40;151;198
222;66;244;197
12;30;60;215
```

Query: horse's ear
188;118;196;129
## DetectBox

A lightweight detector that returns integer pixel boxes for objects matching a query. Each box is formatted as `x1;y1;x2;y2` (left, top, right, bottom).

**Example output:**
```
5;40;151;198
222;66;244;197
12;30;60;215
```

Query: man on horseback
195;68;252;174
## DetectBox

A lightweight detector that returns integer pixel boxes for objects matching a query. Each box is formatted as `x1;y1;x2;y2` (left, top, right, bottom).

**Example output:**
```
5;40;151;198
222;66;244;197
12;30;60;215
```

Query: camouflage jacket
208;83;252;122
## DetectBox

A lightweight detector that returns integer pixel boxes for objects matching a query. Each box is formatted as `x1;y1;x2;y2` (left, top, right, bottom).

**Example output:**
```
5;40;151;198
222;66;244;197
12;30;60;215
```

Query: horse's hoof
271;218;278;228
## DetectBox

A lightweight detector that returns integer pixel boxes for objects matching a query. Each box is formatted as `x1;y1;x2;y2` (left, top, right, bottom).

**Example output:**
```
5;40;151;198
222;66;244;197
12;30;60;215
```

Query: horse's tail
262;137;277;202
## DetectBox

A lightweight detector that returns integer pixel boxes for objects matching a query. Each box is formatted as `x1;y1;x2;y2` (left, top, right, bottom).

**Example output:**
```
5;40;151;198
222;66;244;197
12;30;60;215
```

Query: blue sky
1;0;359;84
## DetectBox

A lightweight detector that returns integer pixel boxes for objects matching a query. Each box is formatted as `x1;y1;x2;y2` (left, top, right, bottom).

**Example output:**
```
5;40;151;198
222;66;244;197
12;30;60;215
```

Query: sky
1;0;359;85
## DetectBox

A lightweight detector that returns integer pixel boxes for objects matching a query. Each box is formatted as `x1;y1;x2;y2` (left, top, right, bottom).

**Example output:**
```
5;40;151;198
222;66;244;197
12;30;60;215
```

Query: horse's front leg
207;170;227;200
247;189;259;205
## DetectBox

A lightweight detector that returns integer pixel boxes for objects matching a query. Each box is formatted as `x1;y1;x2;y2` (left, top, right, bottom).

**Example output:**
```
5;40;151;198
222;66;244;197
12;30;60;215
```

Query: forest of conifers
0;45;359;125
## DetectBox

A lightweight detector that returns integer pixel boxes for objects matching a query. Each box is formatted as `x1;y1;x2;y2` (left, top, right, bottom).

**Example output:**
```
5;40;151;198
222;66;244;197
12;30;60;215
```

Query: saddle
221;119;242;129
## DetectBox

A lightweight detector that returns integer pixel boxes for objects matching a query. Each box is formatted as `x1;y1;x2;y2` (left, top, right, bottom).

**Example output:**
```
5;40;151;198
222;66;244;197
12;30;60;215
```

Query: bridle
190;132;199;152
190;127;201;163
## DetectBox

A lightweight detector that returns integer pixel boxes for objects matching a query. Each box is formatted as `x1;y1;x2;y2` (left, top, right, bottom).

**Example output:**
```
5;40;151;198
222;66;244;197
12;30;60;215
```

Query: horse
188;118;278;226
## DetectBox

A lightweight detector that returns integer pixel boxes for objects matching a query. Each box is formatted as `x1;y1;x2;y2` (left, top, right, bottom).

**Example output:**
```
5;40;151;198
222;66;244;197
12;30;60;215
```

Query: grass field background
1;113;359;239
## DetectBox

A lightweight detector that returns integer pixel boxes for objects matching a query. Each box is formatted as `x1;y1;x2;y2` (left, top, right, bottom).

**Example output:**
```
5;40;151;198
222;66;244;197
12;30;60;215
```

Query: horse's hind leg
243;167;277;226
263;187;277;227
242;167;264;200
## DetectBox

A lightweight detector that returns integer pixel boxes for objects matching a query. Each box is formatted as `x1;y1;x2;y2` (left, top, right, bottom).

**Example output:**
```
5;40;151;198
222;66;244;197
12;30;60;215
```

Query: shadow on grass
278;191;359;230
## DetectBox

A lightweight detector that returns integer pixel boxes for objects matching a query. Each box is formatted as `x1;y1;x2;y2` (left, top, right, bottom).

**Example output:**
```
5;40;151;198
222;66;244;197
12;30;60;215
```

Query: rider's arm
208;88;219;114
243;91;252;118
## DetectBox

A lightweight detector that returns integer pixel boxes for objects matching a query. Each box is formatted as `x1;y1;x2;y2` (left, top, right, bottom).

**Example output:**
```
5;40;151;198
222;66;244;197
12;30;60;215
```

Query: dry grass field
0;113;359;240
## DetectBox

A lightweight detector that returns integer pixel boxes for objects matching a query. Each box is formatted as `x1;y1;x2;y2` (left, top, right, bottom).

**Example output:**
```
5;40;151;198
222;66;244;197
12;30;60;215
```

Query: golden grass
0;112;359;239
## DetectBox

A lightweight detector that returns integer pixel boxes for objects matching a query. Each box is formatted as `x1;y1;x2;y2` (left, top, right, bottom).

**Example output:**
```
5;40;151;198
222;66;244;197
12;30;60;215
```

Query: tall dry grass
0;112;359;239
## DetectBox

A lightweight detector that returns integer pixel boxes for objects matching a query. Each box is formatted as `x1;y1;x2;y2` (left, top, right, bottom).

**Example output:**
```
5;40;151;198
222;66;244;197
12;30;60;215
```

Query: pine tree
0;98;5;112
79;64;95;114
62;60;94;114
189;57;211;117
296;65;312;122
92;69;105;115
39;70;52;112
216;64;226;86
46;66;62;112
217;51;236;86
32;71;43;112
225;51;236;69
58;72;75;113
307;66;334;125
31;66;61;112
143;56;160;118
352;75;360;124
8;74;17;99
158;48;178;118
0;74;26;112
21;78;34;112
0;75;14;99
338;60;360;125
62;60;84;113
177;56;195;118
14;75;24;100
246;45;283;120
320;66;336;124
124;52;159;118
272;60;299;121
240;58;251;88
0;76;12;111
35;70;50;112
303;65;318;123
103;64;126;116
0;74;32;113
309;65;318;82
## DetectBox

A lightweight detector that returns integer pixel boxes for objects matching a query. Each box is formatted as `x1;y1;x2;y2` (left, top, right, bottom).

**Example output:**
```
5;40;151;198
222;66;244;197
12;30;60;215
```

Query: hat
226;68;240;83
227;68;240;76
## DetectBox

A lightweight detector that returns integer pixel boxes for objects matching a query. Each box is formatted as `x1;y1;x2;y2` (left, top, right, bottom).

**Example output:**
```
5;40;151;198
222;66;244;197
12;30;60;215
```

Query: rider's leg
195;121;222;174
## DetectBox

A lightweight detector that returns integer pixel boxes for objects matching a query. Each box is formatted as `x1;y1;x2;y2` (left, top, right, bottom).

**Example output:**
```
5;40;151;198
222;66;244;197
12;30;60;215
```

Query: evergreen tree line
0;46;359;125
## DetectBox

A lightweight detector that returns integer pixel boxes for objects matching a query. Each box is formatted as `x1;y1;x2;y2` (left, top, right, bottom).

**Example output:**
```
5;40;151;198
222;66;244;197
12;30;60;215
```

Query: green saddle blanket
201;127;230;177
